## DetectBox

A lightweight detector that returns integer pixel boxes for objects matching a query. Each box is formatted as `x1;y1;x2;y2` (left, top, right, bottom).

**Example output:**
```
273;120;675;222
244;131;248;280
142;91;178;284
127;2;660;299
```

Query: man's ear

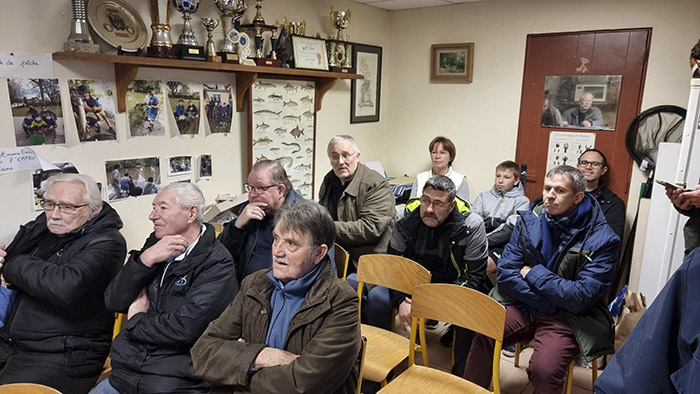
188;206;199;224
574;191;585;205
314;244;329;265
601;166;608;177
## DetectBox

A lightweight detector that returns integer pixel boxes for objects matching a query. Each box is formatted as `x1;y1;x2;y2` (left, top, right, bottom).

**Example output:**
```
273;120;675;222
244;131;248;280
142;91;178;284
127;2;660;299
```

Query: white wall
0;0;389;249
383;0;700;219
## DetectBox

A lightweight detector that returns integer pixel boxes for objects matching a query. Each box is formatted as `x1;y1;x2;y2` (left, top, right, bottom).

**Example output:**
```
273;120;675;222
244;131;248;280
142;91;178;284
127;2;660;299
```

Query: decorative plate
87;0;148;52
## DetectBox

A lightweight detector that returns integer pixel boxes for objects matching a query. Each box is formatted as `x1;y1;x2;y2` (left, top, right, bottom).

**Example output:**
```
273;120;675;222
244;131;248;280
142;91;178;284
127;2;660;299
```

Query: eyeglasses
419;196;450;210
244;183;279;193
42;201;88;214
330;152;356;163
431;151;450;157
577;160;604;168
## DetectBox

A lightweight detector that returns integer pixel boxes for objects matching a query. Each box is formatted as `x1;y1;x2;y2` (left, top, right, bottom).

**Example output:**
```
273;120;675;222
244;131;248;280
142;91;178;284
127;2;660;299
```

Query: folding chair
334;242;350;279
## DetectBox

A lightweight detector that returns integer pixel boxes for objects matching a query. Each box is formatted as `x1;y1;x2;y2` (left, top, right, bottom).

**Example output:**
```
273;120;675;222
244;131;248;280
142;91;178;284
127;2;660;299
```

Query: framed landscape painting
430;42;474;83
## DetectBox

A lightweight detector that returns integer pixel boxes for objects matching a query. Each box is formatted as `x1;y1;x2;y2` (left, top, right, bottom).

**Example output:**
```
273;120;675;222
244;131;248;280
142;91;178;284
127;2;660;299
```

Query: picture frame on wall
351;44;382;123
430;42;474;83
291;36;329;71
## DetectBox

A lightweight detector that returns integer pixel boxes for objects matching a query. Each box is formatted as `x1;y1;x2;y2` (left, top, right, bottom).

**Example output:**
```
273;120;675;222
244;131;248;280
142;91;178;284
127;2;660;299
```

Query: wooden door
515;28;651;203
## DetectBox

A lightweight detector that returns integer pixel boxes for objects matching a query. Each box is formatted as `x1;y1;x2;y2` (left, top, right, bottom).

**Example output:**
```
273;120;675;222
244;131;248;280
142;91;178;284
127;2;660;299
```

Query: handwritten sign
0;52;54;78
0;148;58;175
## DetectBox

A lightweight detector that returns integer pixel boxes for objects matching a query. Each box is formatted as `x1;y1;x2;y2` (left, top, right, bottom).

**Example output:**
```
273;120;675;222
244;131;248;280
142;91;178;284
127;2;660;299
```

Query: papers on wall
546;131;596;172
0;147;58;175
0;52;54;78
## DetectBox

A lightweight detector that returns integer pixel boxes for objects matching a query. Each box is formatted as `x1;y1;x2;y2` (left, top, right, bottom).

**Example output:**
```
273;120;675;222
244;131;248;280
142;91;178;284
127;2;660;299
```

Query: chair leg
592;359;598;389
514;342;522;368
381;379;387;387
419;321;429;367
564;359;575;394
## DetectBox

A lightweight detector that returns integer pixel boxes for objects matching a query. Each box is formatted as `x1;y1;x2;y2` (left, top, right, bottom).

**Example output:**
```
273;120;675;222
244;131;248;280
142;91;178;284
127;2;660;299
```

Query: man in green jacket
191;201;361;394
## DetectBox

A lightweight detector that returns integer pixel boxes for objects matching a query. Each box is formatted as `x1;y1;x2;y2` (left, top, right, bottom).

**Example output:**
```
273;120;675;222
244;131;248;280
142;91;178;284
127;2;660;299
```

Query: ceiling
352;0;487;11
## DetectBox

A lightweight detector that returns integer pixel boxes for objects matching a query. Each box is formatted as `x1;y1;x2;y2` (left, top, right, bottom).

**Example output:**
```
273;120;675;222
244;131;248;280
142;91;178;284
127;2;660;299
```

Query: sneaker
440;325;454;347
424;319;439;329
502;344;517;358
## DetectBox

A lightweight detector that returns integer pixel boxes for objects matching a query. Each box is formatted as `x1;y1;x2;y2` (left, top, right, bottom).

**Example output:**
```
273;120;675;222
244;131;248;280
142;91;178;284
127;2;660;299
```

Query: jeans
89;378;120;394
346;273;393;330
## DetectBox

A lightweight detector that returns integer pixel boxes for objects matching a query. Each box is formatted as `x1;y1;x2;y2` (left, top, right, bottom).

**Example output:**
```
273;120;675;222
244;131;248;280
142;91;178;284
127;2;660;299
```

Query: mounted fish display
251;78;315;198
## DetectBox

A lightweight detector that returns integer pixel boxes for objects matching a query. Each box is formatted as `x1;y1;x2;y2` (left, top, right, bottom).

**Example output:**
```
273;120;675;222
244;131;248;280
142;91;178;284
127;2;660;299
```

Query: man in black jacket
0;174;126;394
576;149;625;238
93;183;238;394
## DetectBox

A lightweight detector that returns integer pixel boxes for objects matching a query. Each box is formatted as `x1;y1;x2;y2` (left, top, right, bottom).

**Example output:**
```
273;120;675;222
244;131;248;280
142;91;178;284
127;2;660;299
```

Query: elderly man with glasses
318;135;395;273
0;174;126;393
219;160;304;284
576;149;625;238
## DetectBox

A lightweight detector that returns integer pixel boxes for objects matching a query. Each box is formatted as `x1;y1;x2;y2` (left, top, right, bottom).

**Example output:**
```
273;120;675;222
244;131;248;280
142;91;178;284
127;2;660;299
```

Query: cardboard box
203;193;249;222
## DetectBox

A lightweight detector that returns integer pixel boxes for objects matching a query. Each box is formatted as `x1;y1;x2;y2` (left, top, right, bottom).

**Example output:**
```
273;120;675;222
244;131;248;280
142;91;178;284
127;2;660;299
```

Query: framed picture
430;42;474;83
291;36;329;71
351;44;382;123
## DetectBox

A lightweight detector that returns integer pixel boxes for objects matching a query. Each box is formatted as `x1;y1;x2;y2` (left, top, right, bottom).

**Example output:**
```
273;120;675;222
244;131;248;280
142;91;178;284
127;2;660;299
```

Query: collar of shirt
171;224;206;262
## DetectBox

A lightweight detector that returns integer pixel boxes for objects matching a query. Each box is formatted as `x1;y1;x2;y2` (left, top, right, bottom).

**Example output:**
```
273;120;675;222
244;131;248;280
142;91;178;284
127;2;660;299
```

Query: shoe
440;325;454;347
502;344;517;358
424;319;439;329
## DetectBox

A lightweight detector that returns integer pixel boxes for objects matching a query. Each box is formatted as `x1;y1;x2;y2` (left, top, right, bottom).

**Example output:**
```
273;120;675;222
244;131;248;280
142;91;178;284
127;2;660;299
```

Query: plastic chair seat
377;365;489;393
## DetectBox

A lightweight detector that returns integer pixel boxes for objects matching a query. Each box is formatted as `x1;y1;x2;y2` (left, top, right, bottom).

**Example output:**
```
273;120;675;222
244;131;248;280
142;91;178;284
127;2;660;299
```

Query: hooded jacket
105;223;238;394
2;203;126;365
492;194;620;361
472;185;530;249
589;183;625;238
191;259;361;394
219;188;304;284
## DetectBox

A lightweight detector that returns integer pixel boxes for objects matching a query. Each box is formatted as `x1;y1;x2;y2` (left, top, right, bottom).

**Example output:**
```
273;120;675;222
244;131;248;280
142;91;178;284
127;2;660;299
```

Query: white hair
43;173;103;215
327;135;361;157
160;182;205;224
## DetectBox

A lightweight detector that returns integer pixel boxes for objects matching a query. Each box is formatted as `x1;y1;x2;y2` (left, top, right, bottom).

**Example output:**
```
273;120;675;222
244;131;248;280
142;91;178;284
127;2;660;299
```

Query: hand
398;298;412;331
581;120;592;127
234;202;269;229
520;265;531;277
670;184;700;210
561;120;569;126
0;242;6;271
128;289;150;319
253;347;299;369
140;235;189;267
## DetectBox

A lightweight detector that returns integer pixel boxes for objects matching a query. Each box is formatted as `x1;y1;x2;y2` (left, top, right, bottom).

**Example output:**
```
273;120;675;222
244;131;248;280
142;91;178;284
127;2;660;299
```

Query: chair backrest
334;242;350;279
356;336;367;394
356;254;431;294
411;283;505;341
0;383;63;393
113;312;125;339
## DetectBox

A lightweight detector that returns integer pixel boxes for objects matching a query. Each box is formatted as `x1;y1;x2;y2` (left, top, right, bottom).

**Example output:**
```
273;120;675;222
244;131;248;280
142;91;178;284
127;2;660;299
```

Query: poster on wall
168;155;192;176
7;78;65;146
67;79;117;141
546;131;596;172
351;44;382;123
104;157;161;201
126;80;165;137
203;83;232;134
31;161;79;211
251;78;315;198
166;81;201;135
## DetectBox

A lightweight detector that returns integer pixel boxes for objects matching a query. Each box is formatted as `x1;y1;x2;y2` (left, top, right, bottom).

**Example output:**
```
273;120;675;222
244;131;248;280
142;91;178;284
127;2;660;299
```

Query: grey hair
43;173;103;215
327;135;361;157
160;182;206;225
546;165;587;194
423;175;457;202
252;160;293;196
274;200;336;250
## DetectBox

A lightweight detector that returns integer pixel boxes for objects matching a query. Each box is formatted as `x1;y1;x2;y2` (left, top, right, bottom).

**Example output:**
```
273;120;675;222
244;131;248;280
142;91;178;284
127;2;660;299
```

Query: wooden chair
356;254;432;387
356;336;368;394
513;342;599;393
378;283;506;394
334;242;350;279
0;383;63;393
95;313;127;386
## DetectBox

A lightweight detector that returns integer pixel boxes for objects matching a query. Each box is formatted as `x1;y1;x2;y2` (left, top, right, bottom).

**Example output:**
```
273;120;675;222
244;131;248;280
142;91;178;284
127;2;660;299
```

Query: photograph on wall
197;154;212;180
169;177;191;184
429;43;474;83
541;75;622;130
166;81;201;135
105;157;161;201
251;78;315;198
203;83;232;134
169;155;192;176
546;131;596;172
351;44;382;123
31;161;79;211
125;80;165;137
67;79;117;141
7;78;65;146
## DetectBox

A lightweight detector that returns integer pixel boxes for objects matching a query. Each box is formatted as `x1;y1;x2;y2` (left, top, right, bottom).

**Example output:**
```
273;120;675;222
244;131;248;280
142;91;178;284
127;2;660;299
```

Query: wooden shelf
53;52;362;113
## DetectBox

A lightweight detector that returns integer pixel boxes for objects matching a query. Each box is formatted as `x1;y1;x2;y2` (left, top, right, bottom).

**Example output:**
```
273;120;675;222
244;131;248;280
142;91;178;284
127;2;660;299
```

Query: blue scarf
265;262;323;349
540;196;591;270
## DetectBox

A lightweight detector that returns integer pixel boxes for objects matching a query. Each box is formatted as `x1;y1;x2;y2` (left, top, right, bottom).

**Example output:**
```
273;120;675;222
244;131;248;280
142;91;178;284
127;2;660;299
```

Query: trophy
202;17;220;61
240;0;279;64
64;0;100;53
147;0;176;58
172;0;205;60
214;0;248;63
328;7;351;71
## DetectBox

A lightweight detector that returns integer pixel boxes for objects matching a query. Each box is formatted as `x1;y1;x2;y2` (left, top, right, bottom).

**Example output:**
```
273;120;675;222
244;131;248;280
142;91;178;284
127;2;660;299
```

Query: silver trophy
147;0;176;58
64;0;100;53
173;0;200;46
214;0;248;56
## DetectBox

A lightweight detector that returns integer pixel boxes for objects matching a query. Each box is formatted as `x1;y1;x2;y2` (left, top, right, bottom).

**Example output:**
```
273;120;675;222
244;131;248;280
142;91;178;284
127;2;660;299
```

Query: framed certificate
291;36;329;71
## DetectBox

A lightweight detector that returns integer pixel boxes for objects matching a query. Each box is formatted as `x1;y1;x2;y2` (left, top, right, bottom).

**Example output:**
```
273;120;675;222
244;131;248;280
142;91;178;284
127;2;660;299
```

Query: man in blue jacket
219;160;304;284
464;165;620;394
